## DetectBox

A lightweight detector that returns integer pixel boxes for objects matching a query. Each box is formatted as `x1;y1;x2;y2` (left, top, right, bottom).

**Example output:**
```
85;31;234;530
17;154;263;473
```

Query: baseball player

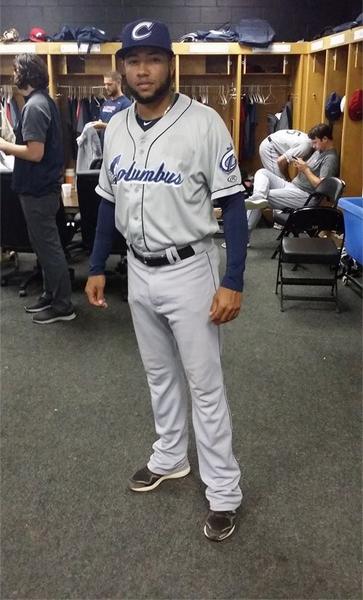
245;123;339;213
85;19;248;542
259;129;313;179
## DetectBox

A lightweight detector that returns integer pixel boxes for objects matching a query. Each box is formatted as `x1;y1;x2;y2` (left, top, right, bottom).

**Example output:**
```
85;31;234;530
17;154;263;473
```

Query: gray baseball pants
259;137;283;177
20;191;73;312
127;242;242;511
254;169;311;210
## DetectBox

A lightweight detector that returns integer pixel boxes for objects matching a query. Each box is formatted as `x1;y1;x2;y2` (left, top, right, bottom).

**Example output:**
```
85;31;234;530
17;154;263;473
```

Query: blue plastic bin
338;197;363;265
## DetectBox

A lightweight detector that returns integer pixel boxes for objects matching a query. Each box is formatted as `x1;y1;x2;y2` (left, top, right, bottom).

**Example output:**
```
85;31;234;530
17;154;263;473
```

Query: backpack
348;89;363;121
332;12;363;33
325;92;342;121
75;27;107;52
234;18;275;48
51;25;77;42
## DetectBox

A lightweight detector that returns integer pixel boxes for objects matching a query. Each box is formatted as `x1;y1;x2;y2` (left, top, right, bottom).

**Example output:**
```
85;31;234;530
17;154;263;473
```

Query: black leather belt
131;245;195;266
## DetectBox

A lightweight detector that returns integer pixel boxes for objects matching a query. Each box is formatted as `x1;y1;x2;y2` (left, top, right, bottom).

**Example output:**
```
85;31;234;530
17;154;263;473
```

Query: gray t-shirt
293;149;339;193
21;91;51;143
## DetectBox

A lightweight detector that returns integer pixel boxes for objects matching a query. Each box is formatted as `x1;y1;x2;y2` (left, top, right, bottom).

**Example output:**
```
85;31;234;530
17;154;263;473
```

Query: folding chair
275;207;345;312
271;177;345;259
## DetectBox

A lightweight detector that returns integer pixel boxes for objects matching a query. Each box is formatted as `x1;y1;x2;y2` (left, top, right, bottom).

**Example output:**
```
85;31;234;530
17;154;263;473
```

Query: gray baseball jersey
267;129;312;162
96;93;243;254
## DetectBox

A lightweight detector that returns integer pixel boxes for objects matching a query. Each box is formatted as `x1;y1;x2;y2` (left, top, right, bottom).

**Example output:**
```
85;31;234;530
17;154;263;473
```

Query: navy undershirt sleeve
89;198;116;275
217;191;248;292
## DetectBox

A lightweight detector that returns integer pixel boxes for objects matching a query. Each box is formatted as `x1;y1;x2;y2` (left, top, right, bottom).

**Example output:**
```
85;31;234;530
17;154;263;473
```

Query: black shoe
24;296;52;313
128;464;191;492
32;306;76;324
204;510;238;542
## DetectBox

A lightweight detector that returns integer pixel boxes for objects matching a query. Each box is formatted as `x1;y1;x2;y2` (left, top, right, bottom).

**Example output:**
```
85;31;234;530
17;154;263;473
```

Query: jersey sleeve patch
219;145;238;173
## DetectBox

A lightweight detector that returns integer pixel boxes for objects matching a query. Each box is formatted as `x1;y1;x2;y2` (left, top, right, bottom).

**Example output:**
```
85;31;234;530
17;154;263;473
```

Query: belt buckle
143;256;148;265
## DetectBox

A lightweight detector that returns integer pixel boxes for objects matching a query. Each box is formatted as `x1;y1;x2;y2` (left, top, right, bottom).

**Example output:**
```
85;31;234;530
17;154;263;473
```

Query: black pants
20;192;72;312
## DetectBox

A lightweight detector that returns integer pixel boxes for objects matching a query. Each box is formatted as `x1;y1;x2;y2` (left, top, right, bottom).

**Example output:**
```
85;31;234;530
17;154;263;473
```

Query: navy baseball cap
117;20;174;58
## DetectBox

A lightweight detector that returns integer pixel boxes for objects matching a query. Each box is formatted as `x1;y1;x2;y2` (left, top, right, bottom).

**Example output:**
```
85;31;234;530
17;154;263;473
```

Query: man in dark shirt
90;71;131;130
0;54;76;324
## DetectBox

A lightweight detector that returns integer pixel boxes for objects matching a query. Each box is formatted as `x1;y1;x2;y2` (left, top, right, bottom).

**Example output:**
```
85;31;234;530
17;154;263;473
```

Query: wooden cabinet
0;30;362;193
341;41;362;195
301;51;326;130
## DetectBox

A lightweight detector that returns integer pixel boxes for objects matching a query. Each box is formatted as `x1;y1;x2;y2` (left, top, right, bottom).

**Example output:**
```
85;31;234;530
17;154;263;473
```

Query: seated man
245;123;339;213
259;129;313;179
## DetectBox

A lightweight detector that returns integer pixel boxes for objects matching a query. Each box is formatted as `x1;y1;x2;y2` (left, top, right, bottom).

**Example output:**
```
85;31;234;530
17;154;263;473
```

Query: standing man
91;71;131;131
259;129;313;179
245;123;339;212
85;20;248;542
0;54;76;324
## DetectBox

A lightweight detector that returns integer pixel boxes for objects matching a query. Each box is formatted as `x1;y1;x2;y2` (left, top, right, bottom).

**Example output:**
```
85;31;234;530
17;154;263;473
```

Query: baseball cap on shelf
348;89;363;121
117;20;173;58
29;27;48;42
340;95;346;113
325;91;342;122
0;28;20;43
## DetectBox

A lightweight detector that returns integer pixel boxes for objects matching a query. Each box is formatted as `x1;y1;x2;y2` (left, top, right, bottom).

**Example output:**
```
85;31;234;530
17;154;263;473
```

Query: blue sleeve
89;199;116;275
218;192;248;292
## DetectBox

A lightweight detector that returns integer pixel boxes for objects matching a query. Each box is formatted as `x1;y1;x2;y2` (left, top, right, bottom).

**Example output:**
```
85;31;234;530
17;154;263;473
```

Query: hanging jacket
76;123;102;172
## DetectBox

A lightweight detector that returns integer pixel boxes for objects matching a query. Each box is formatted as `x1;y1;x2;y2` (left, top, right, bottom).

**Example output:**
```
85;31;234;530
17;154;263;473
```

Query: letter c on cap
132;21;154;41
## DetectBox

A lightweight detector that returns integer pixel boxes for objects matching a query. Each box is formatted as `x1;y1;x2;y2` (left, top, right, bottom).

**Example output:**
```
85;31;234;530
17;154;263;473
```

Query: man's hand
209;286;243;325
90;120;107;130
0;137;9;153
85;275;108;308
293;157;308;173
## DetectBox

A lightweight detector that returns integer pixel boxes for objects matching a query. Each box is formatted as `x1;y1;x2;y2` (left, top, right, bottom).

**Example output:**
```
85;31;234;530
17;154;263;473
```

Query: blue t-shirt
100;96;131;123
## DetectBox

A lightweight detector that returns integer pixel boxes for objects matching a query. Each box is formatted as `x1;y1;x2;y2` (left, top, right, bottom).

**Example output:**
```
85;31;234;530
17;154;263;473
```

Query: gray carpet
1;228;362;599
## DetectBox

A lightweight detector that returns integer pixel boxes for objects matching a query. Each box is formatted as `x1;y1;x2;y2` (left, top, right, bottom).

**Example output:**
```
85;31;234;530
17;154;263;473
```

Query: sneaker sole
128;465;191;492
203;522;236;542
24;304;52;313
244;199;269;210
32;312;77;324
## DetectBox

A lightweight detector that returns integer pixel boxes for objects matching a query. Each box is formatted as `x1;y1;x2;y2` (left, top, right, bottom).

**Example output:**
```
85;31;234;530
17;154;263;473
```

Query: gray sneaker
32;307;76;324
204;509;238;542
128;464;191;492
24;296;52;313
244;197;269;211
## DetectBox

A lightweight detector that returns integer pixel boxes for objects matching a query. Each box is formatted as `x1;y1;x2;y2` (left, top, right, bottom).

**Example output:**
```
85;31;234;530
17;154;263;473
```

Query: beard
14;71;28;90
127;72;172;105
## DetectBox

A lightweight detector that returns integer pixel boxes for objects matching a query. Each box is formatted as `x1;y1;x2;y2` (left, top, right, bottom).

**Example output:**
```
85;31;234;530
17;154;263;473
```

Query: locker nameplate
0;43;36;54
311;40;324;51
329;33;346;47
60;43;101;54
188;43;230;53
252;43;291;53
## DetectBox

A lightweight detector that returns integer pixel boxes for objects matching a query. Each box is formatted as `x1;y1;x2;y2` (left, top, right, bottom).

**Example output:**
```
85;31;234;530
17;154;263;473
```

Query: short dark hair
308;123;333;140
13;54;49;90
104;71;122;83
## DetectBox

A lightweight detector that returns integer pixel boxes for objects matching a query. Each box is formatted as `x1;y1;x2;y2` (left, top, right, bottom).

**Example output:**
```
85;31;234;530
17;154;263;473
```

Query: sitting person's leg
267;187;309;211
245;169;289;210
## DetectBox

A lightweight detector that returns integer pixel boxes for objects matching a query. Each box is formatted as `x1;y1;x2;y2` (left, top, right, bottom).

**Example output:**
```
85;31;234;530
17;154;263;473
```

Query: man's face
103;77;120;99
123;48;174;104
13;66;29;94
310;136;329;153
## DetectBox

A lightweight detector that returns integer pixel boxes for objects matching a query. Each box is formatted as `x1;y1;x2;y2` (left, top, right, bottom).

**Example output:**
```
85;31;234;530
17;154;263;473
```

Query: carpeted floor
1;228;362;599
